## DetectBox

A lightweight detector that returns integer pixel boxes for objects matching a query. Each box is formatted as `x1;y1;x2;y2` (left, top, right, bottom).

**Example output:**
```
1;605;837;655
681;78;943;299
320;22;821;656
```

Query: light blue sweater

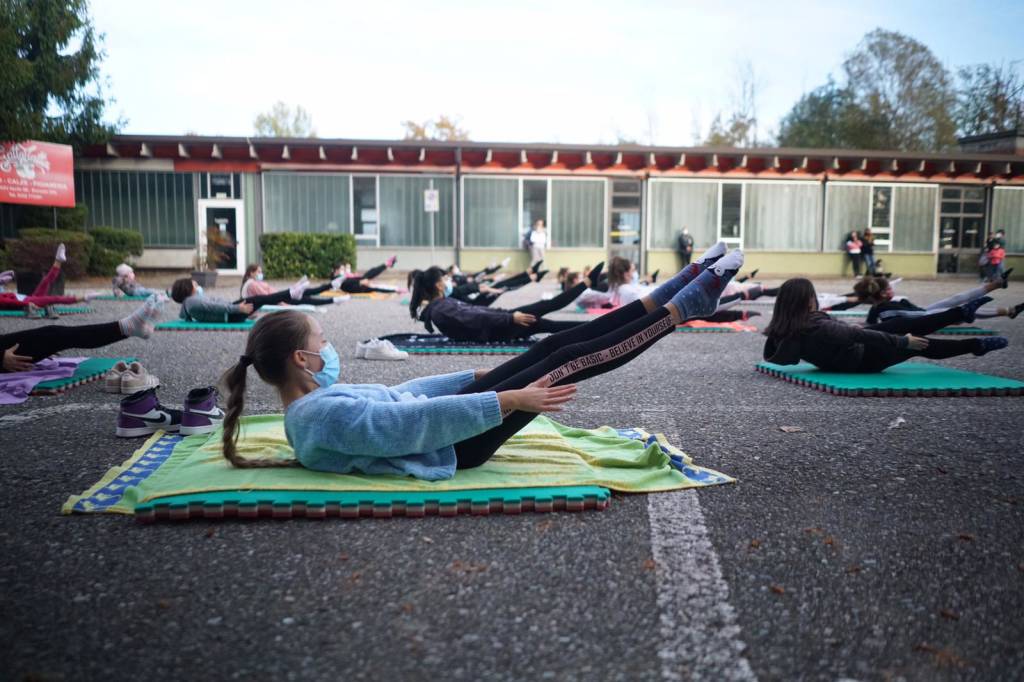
284;370;502;480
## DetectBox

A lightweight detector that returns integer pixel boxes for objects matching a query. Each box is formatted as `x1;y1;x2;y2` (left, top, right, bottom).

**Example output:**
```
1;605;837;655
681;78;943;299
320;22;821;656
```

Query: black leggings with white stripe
453;299;674;468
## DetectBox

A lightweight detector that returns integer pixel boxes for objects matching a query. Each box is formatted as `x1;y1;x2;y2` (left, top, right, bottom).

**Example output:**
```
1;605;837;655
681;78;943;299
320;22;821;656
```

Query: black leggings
492;272;531;290
453;299;675;468
856;307;978;372
0;322;125;364
502;282;589;337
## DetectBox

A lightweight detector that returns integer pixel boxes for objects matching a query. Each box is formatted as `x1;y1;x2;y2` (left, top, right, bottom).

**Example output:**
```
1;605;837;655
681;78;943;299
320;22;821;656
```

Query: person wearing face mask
239;264;337;306
606;257;654;306
218;246;746;478
406;263;606;342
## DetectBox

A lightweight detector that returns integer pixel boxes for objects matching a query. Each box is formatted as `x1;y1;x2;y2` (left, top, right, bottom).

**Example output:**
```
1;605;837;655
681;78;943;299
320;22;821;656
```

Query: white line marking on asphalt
648;490;757;681
0;402;116;429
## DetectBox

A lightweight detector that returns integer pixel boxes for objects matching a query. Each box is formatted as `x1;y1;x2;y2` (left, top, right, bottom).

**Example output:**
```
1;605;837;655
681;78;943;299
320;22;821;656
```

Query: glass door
197;199;245;275
938;187;985;274
609;180;642;267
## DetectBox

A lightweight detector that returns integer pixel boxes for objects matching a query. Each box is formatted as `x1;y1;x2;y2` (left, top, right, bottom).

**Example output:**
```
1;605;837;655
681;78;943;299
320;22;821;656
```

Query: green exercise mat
934;326;997;336
33;357;135;395
63;415;734;522
0;305;92;317
89;295;150;301
156;319;255;331
756;361;1024;397
826;310;867;318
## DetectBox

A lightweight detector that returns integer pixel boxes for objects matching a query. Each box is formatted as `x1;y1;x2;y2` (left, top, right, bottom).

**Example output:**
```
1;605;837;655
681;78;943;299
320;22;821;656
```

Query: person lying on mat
1;296;164;372
854;274;1021;325
408;262;606;342
447;259;511;287
605;257;659;306
408;268;546;307
218;247;745;477
763;278;1009;373
328;256;399;294
111;263;158;298
239;264;336;306
0;244;102;316
170;276;320;323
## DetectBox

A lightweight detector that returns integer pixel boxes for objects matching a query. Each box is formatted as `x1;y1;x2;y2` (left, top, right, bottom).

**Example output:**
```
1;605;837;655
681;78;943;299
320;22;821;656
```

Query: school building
3;133;1023;278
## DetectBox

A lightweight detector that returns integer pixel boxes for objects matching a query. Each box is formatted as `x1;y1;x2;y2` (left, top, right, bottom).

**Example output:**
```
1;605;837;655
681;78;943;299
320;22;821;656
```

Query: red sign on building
0;140;76;208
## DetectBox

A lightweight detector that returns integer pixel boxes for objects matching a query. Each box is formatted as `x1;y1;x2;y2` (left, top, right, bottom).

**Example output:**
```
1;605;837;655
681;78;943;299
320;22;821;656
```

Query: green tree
401;115;470;141
777;79;889;149
0;0;121;150
703;61;762;147
954;61;1024;137
841;28;956;151
253;101;316;137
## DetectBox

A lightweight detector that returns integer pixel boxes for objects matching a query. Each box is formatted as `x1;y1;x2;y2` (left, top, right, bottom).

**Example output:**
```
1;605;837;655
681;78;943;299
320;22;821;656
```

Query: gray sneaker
120;361;160;394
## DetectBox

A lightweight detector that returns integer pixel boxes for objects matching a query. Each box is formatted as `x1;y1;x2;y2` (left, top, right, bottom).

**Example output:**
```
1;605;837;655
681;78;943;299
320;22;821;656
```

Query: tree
401;115;470;141
777;79;890;149
703;61;763;147
253;102;316;138
841;28;957;151
0;0;121;150
954;61;1024;137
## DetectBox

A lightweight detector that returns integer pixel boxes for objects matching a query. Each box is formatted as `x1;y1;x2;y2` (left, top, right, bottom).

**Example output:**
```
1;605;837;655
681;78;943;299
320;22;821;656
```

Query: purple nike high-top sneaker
116;388;182;438
180;386;225;436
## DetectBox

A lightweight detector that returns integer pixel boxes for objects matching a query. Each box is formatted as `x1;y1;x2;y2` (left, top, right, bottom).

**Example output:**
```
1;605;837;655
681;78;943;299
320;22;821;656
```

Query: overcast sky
92;0;1023;145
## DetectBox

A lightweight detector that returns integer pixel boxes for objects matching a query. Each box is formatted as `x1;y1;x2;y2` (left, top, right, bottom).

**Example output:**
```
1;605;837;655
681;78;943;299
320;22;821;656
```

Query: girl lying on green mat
220;244;744;480
763;278;1009;373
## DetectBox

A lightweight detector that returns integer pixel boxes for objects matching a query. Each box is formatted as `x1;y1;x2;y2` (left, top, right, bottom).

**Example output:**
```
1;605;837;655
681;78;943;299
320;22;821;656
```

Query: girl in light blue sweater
220;244;744;479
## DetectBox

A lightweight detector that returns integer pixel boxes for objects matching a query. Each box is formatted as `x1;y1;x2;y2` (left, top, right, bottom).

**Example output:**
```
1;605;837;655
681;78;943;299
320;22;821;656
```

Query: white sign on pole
424;189;440;213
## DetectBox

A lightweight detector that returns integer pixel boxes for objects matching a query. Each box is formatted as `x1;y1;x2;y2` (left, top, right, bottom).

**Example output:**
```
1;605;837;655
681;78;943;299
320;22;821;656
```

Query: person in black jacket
763;278;1008;373
409;263;604;342
854;274;1020;325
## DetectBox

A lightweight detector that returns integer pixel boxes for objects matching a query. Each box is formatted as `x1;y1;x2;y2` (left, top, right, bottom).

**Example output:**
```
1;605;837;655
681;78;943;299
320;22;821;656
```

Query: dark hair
220;311;311;468
241;263;260;294
764;278;818;340
852;275;888;304
606;257;633;287
409;266;446;320
565;271;581;288
170;277;195;303
406;268;421;290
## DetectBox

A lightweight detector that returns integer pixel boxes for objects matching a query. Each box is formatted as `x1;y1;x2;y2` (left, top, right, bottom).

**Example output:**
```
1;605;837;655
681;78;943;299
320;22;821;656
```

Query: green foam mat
674;325;738;333
0;305;92;317
934;326;997;336
32;357;135;395
756;361;1024;397
133;487;611;522
826;310;867;317
156;319;255;331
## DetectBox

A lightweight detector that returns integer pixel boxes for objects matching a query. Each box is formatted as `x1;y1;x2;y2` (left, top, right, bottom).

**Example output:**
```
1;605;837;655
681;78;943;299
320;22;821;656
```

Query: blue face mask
301;343;340;389
444;280;454;297
631;271;639;284
255;273;264;281
196;285;204;296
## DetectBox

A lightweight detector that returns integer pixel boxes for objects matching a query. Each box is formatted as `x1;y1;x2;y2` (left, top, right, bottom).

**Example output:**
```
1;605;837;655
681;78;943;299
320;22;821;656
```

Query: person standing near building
528;219;547;268
676;227;694;267
861;228;876;275
845;231;864;277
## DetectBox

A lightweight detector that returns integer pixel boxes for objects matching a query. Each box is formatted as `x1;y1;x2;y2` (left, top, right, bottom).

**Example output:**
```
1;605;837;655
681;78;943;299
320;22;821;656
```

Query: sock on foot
961;296;993;323
649;243;727;307
141;293;165;321
1008;302;1024;320
119;305;155;339
55;243;67;263
973;336;1009;356
669;250;744;319
290;276;310;301
1002;268;1014;288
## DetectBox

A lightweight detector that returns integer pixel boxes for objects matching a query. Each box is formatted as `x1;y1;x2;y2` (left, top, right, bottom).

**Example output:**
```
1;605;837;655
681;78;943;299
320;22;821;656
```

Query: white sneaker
120;361;160;394
364;340;408;361
104;360;131;393
501;257;511;268
332;294;351;303
331;276;344;291
355;339;378;359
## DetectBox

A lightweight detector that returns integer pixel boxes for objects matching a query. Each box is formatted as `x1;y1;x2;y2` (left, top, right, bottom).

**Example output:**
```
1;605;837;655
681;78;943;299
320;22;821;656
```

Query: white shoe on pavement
364;339;408;361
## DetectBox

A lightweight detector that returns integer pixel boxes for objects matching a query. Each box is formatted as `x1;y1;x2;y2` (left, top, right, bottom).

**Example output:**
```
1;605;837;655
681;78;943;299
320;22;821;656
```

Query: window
720;183;742;242
352;176;378;242
74;170;196;247
551;179;604;248
870;186;892;247
992;188;1024;252
893;186;937;252
463;177;519;248
378;176;455;247
522;179;548;235
648;181;718;249
743;183;820;251
262;173;350;234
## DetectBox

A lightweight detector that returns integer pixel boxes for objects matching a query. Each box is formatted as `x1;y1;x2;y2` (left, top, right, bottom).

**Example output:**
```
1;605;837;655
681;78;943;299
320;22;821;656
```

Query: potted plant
190;226;235;288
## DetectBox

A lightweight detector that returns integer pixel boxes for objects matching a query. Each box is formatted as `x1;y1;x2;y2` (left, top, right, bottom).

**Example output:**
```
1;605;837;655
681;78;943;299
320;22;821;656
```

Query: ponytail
219;312;310;468
409;270;426;320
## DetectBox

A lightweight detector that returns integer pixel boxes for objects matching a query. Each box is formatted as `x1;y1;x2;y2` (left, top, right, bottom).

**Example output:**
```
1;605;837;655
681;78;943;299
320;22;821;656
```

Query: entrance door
197;199;245;275
609;180;642;268
937;187;985;274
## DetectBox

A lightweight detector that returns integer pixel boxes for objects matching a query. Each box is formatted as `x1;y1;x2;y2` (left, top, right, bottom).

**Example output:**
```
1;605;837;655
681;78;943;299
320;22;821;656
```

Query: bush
91;226;144;257
87;226;145;276
18;205;89;231
8;228;93;278
260;232;357;278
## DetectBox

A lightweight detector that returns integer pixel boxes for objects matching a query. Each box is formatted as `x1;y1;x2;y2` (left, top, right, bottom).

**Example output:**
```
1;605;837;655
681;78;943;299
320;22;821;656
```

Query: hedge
8;228;94;278
260;232;357;278
88;226;145;276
